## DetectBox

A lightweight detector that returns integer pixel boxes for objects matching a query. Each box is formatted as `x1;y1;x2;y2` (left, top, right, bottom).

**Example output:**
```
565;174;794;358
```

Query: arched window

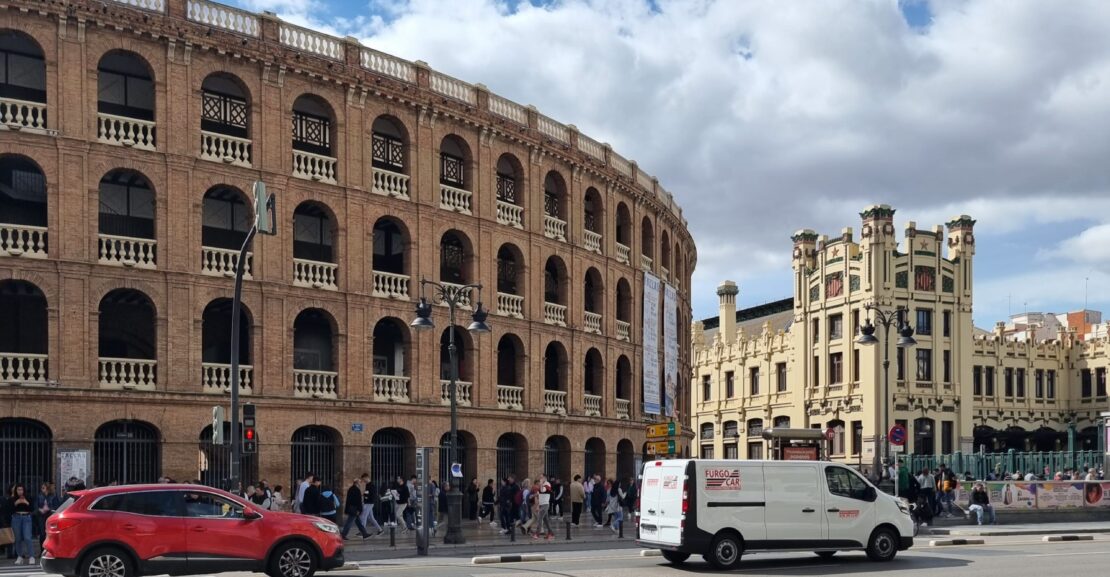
200;73;251;166
641;217;655;263
544;256;567;306
544;341;567;392
98;288;157;389
200;298;252;394
371;428;414;488
291;94;333;157
584;348;603;398
439;230;472;286
201;186;251;252
292;202;334;263
0;156;47;250
616;355;632;401
0;280;48;383
496;334;524;392
584;268;604;332
615;202;632;259
293;308;334;372
660;230;671;276
98;170;156;268
496;155;522;205
543;171;567;241
440;326;474;385
291;426;340;491
0;31;46;128
439;135;470;189
828;419;846;455
372;317;408;377
496;243;522;296
746;419;764;459
94;420;161;485
773;416;791;429
371;218;408;295
371;116;407;173
583;187;603;253
616;439;635;481
543;436;571;481
98;51;154;121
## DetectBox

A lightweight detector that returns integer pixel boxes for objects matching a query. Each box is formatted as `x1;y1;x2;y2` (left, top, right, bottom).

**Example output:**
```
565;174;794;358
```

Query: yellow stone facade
692;205;1110;474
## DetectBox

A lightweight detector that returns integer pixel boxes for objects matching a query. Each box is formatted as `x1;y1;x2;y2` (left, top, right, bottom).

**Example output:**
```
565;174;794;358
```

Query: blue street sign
889;424;907;446
450;463;463;478
351;423;363;433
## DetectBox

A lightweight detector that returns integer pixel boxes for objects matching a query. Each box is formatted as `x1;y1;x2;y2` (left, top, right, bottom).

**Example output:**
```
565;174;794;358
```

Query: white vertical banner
642;273;661;415
663;283;678;418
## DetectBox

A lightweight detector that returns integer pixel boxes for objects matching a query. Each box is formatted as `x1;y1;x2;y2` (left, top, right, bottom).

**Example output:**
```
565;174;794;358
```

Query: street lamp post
856;303;916;493
410;278;491;545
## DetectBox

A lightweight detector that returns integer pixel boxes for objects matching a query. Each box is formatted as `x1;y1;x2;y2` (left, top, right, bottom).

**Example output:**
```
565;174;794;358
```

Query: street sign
824;427;836;441
889;424;907;446
647;440;676;455
647;422;677;439
351;423;363;433
890;444;905;453
451;463;462;478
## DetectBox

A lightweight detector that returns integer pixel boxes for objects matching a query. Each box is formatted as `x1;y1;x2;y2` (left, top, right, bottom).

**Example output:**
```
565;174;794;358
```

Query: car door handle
647;509;656;514
827;508;840;513
121;523;136;531
191;526;207;533
802;508;815;513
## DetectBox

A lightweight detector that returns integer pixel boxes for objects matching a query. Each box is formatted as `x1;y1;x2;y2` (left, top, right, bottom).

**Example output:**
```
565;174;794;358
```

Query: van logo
647;478;659;487
663;475;678;489
838;510;859;518
705;468;741;491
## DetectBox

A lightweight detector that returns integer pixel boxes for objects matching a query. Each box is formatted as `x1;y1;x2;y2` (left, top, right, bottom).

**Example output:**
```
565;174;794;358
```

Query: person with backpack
319;485;340;523
934;465;957;518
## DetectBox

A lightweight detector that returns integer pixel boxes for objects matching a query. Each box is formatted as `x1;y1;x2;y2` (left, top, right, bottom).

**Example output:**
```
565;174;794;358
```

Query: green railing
902;450;1102;480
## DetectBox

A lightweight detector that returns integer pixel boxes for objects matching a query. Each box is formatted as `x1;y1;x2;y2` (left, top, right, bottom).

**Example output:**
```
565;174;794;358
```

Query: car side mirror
864;487;878;502
243;507;262;520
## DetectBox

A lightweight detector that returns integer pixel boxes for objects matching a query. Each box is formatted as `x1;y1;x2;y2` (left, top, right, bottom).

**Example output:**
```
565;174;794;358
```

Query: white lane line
1027;551;1110;558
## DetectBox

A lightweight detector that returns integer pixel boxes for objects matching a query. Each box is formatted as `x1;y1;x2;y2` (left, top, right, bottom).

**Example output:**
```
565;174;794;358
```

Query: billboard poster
642;273;661;415
1084;482;1110;507
663;283;678;418
988;481;1036;510
1038;482;1086;509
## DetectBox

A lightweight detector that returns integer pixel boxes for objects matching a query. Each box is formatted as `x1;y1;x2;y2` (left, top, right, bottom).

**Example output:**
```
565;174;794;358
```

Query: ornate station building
0;0;695;492
692;205;1108;474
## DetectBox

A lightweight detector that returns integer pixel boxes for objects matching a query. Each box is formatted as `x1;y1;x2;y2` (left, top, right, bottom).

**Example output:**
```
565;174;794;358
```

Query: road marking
1027;550;1110;558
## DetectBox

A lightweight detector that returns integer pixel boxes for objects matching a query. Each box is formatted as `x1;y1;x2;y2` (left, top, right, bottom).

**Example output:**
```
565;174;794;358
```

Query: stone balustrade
544;215;567;241
99;358;157;390
292;150;337;184
0;97;47;131
279;22;343;60
544;389;567;415
489;94;527;125
496;292;524;319
583;229;602;254
496;200;524;228
361;47;415;82
371;270;410;300
616;320;631;342
497;385;524;410
0;224;47;258
201;247;251;278
544;302;567;326
372;167;410;200
97;113;155;151
440;380;473;407
293;258;338;290
201;362;253;395
641;254;654;272
109;0;165;12
584;393;602;417
372;375;410;403
441;282;472;310
187;0;260;36
584;311;603;335
440;183;472;214
0;353;48;384
616;243;631;265
616;398;631;420
430;71;476;104
200;131;252;167
99;234;156;269
294;369;338;398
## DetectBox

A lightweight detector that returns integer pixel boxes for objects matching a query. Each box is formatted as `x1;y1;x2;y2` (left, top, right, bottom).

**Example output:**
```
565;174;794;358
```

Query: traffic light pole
229;224;258;491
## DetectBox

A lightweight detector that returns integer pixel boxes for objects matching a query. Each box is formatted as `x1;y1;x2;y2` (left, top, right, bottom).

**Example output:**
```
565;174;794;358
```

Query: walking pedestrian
533;475;554;540
295;474;315;514
358;474;383;535
394;476;411;531
9;484;35;565
569;474;585;526
270;485;286;511
498;477;516;534
34;482;60;550
319;485;340;523
550;476;563;519
467;478;479;521
481;479;496;525
340;479;371;540
590;474;606;527
301;477;322;517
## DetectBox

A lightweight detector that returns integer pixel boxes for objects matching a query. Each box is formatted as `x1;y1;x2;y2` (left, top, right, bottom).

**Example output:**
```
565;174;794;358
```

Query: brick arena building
0;0;695;493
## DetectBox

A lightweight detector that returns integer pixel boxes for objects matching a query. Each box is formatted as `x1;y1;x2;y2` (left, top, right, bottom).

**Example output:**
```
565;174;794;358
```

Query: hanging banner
663;283;678;418
642;273;661;415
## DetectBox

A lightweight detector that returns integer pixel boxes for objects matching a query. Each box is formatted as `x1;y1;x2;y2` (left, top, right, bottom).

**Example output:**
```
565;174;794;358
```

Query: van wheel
815;551;837;559
269;542;318;577
707;533;743;570
80;547;132;577
866;527;898;562
660;551;690;565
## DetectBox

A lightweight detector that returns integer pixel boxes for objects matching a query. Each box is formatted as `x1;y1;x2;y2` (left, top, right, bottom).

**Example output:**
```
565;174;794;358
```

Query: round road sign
889;424;907;446
824;427;836;441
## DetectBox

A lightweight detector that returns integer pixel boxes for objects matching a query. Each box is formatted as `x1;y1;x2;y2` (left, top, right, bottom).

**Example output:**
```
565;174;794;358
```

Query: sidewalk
925;520;1110;537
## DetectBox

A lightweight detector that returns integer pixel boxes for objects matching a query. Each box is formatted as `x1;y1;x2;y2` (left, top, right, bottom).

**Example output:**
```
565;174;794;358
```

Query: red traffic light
244;428;255;441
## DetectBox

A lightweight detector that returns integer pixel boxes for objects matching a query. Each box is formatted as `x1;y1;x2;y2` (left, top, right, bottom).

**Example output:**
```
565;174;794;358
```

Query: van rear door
638;459;687;547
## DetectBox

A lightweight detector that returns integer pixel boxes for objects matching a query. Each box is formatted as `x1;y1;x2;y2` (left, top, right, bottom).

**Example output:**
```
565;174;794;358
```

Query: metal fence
496;436;521;480
291;426;339;491
903;449;1104;480
94;420;161;485
198;423;257;489
370;429;410;489
0;418;52;491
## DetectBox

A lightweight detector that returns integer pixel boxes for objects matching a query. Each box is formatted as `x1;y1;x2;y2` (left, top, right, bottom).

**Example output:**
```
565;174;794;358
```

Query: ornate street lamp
856;303;916;491
410;278;490;544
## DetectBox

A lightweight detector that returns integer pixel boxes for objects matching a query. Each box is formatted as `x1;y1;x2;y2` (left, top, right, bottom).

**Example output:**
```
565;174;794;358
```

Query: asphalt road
6;536;1106;577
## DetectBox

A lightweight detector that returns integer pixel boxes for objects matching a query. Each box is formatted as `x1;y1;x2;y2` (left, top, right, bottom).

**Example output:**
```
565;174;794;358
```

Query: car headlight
313;521;339;533
896;500;911;515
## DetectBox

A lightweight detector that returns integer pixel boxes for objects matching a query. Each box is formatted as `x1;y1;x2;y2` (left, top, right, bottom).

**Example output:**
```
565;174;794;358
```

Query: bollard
510;521;516;542
618;519;623;539
389;525;395;548
566;515;572;540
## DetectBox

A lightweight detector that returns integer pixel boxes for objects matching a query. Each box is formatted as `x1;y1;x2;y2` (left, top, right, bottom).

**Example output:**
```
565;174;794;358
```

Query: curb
928;538;985;547
640;549;662;557
1043;535;1095;542
332;562;362;571
472;554;546;564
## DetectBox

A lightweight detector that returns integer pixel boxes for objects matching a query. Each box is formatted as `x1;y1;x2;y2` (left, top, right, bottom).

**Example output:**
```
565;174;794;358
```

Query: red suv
41;484;344;577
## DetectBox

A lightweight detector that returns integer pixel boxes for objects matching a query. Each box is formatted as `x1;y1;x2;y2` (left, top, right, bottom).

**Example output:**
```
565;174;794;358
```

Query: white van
637;459;914;570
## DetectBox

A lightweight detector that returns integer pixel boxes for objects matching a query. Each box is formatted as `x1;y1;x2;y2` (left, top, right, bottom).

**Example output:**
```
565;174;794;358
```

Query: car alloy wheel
88;553;127;577
278;546;312;577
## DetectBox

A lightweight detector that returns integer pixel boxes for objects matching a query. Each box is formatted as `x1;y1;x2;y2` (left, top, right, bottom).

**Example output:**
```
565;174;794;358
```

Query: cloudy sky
231;0;1110;328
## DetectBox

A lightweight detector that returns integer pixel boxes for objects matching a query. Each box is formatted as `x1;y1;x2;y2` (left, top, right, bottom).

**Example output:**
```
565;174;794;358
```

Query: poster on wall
58;450;89;491
642;273;661;415
986;482;1036;510
1084;482;1110;507
663;283;678;418
1038;482;1087;509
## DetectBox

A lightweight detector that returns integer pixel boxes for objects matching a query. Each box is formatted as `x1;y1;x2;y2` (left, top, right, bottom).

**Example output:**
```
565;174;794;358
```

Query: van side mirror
863;487;877;502
243;507;262;520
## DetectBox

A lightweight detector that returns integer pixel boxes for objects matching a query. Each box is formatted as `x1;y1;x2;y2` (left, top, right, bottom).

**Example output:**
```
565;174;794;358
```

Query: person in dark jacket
301;478;322;516
467;478;479;520
498;476;517;534
968;482;996;525
340;479;371;539
319;485;339;523
480;479;496;524
358;474;382;535
589;474;606;527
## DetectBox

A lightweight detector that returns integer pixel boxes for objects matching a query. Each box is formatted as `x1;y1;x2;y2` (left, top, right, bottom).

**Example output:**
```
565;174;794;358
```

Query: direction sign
647;422;677;439
647;440;676;455
889;424;907;446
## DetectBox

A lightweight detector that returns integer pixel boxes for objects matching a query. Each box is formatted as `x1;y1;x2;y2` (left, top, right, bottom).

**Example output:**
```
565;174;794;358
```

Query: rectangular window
1082;369;1092;398
724;444;738;460
776;362;787;392
851;421;863;455
973;365;982;396
702;375;711;402
943;350;951;383
1005;368;1014;398
1016;368;1026;398
852;348;860;382
1047;370;1056;399
830;353;843;385
812;318;820;344
1035;369;1044;399
441;154;465;187
942;421;954;454
896;347;905;380
747;442;763;460
813;356;820;388
372;133;405;170
701;446;714;459
916;309;933;336
291;112;331;155
916;349;932;381
749;367;760;396
985;367;995;397
725;371;735;398
943;311;951;337
852;309;860;338
829;314;843;340
1098;368;1107;398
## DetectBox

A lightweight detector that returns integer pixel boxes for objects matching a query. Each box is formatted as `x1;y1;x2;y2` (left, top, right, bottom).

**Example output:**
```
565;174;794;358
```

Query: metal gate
291;426;339;491
370;429;409;489
544;440;560;479
584;444;596;479
616;442;634;481
496;435;518;481
438;432;467;486
94;420;161;485
198;423;257;490
0;418;52;490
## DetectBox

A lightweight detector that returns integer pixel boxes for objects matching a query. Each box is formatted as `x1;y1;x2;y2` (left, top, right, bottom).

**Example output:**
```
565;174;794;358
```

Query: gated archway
0;418;52;490
94;420;161;485
370;428;413;488
438;430;476;487
291;426;340;491
496;433;528;481
198;423;257;490
543;436;570;482
584;437;606;479
616;439;635;482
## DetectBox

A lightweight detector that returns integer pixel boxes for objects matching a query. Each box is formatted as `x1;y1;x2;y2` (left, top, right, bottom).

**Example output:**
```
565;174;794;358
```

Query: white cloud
237;0;1110;320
